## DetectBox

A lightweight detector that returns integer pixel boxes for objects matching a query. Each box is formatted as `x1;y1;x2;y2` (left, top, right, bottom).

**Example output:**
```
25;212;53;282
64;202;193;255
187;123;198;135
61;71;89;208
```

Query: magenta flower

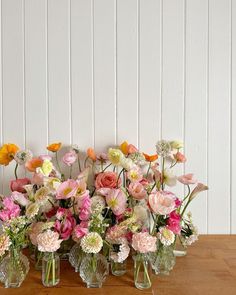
167;211;181;234
0;197;20;221
56;179;78;199
54;208;76;240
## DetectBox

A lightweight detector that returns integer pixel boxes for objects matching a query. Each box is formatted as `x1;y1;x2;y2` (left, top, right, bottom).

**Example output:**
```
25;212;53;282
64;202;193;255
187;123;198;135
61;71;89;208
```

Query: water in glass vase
133;253;152;290
42;252;60;287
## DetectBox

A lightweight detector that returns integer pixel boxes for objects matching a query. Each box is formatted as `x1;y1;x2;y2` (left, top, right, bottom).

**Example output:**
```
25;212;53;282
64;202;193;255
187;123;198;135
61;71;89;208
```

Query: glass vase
58;238;75;260
150;244;176;275
173;236;187;257
34;248;43;271
0;246;30;288
80;253;109;288
111;259;127;276
69;243;84;272
133;253;152;290
42;252;60;287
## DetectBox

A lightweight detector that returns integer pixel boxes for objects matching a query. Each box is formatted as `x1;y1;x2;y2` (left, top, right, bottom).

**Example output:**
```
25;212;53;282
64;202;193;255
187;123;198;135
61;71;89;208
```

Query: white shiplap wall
0;0;235;234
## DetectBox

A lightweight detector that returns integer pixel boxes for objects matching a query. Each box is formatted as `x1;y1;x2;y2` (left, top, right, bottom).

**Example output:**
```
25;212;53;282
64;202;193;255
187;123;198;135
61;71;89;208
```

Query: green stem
69;165;72;179
14;163;18;180
101;162;112;172
84;156;89;168
161;157;165;190
146;162;151;178
55;152;62;175
77;152;82;172
116;168;124;188
52;253;55;285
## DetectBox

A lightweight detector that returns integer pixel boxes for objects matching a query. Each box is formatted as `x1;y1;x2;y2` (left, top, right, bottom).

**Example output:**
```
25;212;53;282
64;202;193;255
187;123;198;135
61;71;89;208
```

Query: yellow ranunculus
0;143;19;166
108;148;124;165
38;159;53;177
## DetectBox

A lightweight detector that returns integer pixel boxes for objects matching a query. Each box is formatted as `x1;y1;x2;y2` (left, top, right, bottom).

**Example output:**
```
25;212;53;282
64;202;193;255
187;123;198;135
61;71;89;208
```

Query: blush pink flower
37;230;63;252
98;188;127;216
128;182;147;200
127;167;143;182
95;171;121;189
178;173;197;185
174;152;187;163
72;222;88;242
32;172;44;185
0;197;20;221
56;179;78;199
148;191;176;215
167;211;181;234
29;222;44;246
39;154;52;161
132;232;157;253
11;191;30;207
62;150;77;166
10;177;31;193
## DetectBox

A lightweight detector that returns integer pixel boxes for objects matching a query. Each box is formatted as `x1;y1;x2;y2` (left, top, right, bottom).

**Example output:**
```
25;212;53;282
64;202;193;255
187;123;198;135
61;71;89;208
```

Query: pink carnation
56;179;78;199
95;171;121;189
62;151;77;166
128;182;147;200
167;211;181;234
37;230;63;252
132;232;157;253
148;191;176;215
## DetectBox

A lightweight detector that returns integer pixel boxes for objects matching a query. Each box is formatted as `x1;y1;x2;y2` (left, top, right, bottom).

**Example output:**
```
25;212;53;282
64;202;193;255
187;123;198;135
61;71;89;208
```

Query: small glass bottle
42;252;60;287
111;259;127;276
133;253;152;290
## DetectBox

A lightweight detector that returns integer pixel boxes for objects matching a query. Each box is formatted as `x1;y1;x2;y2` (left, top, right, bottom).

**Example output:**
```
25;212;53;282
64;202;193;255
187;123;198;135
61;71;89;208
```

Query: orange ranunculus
25;157;43;172
0;143;19;166
47;142;62;152
143;153;158;162
120;141;129;155
87;148;96;162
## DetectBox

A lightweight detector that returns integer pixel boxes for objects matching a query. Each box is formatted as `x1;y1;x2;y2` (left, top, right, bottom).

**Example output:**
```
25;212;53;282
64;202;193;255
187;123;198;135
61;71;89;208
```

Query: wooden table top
0;235;236;295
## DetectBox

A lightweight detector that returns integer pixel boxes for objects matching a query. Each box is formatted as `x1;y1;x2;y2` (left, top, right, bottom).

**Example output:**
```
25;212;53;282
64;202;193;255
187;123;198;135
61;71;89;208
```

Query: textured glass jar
42;252;60;287
173;236;187;257
58;238;75;260
80;253;109;288
150;244;176;275
133;253;152;290
0;246;30;288
111;259;127;276
69;243;84;272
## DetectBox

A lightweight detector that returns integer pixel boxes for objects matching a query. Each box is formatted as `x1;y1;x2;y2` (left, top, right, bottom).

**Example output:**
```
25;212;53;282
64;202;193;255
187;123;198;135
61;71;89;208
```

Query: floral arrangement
0;140;208;289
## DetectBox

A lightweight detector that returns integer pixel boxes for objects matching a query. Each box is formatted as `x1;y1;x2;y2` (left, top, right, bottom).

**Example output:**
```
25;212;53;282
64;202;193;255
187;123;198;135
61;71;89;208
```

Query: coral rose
95;171;121;189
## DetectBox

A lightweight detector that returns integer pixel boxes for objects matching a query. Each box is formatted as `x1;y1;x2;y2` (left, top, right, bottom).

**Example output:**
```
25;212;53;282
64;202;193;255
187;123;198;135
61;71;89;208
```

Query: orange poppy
0;143;19;166
120;141;129;155
25;157;43;172
47;142;62;152
143;153;158;162
87;148;96;161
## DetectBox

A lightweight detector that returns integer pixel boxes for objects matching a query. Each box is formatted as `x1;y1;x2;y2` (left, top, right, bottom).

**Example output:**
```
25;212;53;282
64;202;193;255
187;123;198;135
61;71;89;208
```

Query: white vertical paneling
25;0;47;154
94;0;116;151
139;0;161;153
47;0;70;144
231;0;236;233
71;0;93;149
162;0;184;198
185;0;208;233
208;0;231;233
117;0;138;147
1;0;25;194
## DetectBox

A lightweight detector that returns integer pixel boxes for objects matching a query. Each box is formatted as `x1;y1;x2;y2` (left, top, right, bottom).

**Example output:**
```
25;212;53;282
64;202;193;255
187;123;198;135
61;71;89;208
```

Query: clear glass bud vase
80;253;109;288
42;252;60;287
111;259;127;276
150;244;176;275
173;236;187;257
0;246;30;288
34;248;43;271
69;243;84;272
133;253;152;290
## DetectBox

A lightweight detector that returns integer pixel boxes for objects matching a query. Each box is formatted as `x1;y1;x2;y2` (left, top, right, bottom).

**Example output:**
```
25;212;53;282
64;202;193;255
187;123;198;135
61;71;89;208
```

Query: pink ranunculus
62;150;77;166
54;210;76;240
178;174;197;185
32;172;44;185
167;211;181;234
11;191;30;207
72;222;88;242
148;191;176;215
10;178;31;193
128;182;147;200
98;188;127;216
95;171;121;189
56;179;78;199
174;152;187;163
0;197;21;221
132;232;157;253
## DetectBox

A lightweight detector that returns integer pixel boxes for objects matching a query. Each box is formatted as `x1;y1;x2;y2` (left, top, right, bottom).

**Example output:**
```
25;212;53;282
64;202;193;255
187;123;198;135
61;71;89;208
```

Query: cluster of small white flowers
183;224;199;246
0;234;11;257
129;152;146;166
81;232;103;254
156;140;172;158
3;216;28;235
158;227;175;246
14;150;33;165
91;196;106;213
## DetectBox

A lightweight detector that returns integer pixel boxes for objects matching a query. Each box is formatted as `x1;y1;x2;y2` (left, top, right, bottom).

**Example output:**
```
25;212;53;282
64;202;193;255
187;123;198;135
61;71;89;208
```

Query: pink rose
178;174;197;185
10;178;31;193
95;171;121;189
62;151;77;166
148;191;176;215
167;211;181;234
56;179;78;199
128;182;147;200
174;152;187;163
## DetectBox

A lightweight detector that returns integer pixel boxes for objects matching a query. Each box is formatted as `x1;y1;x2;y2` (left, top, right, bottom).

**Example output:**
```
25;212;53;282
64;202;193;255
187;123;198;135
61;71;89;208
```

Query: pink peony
95;171;121;189
72;222;88;242
174;152;187;163
10;177;31;193
132;232;157;253
62;150;77;166
37;230;63;252
56;179;78;199
148;191;176;215
0;197;20;221
128;182;147;200
178;174;197;185
98;188;127;216
54;209;76;240
167;211;181;234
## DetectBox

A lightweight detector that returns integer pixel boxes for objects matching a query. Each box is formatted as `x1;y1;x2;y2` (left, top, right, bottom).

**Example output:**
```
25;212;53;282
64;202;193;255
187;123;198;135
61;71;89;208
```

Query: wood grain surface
0;235;236;295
